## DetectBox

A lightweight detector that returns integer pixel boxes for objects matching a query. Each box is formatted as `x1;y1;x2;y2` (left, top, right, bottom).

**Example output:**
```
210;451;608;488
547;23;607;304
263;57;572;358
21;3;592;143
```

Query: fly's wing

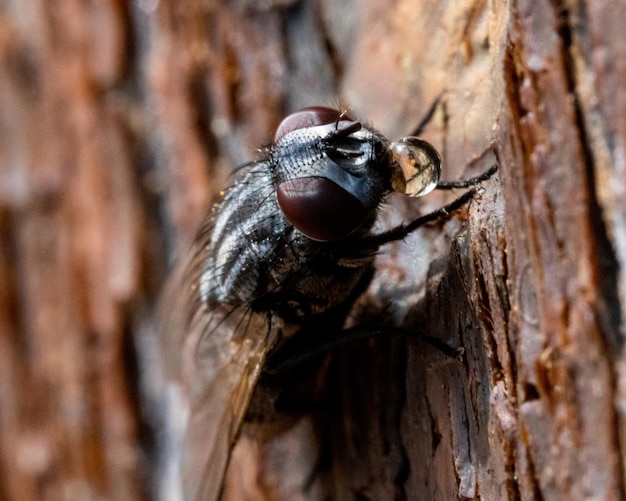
159;158;290;500
160;250;281;501
179;304;280;501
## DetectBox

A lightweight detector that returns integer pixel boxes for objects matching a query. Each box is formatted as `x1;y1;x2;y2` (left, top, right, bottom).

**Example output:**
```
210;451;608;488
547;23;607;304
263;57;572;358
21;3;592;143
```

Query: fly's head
268;107;443;242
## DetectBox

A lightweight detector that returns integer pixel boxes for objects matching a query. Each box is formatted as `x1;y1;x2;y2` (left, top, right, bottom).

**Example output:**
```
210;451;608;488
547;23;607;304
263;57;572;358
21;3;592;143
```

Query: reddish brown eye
274;107;353;143
277;177;366;241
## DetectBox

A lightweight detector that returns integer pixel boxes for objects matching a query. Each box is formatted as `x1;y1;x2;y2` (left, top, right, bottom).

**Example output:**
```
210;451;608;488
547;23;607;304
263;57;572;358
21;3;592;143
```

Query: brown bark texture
0;0;625;500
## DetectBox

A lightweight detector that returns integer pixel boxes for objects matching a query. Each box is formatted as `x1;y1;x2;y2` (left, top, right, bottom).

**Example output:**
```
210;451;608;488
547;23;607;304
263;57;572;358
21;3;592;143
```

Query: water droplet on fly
389;137;441;197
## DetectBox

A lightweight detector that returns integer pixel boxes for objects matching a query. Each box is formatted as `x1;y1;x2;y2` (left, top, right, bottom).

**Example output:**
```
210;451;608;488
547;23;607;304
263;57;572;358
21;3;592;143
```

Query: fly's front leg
436;164;498;190
365;163;498;248
409;95;442;137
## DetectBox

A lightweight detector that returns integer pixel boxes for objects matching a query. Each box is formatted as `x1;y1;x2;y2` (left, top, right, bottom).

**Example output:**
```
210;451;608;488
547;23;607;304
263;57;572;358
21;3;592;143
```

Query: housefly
160;105;497;501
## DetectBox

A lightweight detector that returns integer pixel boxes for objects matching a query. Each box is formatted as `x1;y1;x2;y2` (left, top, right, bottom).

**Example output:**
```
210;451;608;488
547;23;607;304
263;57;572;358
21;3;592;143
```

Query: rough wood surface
0;0;624;500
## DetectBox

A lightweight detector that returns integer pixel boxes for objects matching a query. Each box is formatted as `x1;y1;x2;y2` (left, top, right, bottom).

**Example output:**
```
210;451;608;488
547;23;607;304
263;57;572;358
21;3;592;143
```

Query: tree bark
0;0;624;500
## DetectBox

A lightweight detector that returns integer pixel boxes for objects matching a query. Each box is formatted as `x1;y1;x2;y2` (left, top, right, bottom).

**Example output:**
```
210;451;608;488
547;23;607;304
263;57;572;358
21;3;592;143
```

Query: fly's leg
264;324;463;378
363;162;497;249
409;95;442;137
436;164;498;190
365;189;475;247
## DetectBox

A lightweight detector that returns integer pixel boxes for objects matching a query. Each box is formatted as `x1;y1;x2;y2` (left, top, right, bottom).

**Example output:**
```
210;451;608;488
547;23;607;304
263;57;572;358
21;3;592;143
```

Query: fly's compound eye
389;138;441;197
275;106;364;241
274;107;353;143
277;177;365;242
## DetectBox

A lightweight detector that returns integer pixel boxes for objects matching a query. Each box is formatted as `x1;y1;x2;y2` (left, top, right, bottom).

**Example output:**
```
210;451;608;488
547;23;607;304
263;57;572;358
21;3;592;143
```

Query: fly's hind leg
264;323;464;378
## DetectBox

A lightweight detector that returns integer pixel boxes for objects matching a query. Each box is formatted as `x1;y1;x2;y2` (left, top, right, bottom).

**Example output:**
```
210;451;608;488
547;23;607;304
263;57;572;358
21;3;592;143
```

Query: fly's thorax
196;165;380;321
195;114;395;315
199;163;290;308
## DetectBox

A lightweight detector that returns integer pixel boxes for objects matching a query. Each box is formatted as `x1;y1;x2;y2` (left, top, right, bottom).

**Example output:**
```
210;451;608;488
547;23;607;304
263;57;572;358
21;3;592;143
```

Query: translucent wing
179;304;279;501
160;246;282;501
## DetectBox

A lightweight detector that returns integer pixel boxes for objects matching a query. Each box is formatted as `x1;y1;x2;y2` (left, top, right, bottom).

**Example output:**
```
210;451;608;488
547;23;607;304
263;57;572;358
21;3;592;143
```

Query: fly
160;105;498;501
